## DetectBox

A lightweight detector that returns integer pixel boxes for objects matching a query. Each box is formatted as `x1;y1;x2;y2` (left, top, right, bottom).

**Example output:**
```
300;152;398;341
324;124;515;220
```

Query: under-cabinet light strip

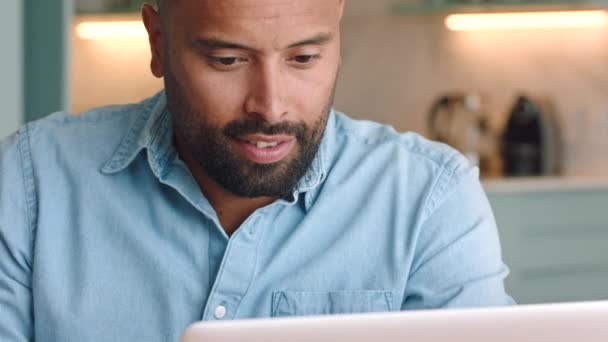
445;11;608;31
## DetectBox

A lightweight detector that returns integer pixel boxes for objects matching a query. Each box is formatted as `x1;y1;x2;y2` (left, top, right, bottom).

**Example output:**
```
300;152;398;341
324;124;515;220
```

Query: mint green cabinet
0;0;23;138
390;0;608;14
24;0;72;122
76;0;145;14
487;183;608;304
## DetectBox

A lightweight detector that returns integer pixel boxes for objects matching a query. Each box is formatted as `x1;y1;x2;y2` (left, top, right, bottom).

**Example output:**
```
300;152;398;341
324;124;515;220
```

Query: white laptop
182;301;608;342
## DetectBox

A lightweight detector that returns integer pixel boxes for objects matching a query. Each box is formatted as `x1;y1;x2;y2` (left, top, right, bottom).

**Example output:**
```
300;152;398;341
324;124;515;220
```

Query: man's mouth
232;134;296;164
244;140;281;149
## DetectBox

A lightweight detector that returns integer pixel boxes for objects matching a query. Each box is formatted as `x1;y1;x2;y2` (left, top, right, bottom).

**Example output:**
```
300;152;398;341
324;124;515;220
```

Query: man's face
146;0;344;198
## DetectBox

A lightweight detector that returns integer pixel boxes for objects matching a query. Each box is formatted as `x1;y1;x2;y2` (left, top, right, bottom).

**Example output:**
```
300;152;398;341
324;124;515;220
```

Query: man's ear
142;3;164;78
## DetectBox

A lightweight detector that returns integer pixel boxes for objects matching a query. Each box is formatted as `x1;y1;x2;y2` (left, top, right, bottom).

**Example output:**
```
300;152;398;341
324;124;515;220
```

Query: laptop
182;301;608;342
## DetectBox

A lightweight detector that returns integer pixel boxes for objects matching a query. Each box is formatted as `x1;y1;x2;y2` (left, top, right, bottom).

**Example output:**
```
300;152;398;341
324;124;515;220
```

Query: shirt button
214;305;227;319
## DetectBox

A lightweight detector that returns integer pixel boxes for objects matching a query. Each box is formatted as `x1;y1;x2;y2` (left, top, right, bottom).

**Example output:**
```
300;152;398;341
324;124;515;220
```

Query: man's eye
293;55;318;64
208;56;244;66
208;56;247;67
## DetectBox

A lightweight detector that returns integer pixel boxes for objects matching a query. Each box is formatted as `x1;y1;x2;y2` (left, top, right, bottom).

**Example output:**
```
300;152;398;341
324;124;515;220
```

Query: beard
165;70;334;198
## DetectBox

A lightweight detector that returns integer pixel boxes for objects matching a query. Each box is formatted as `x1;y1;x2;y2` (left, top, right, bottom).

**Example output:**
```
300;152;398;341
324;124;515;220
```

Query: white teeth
248;141;280;148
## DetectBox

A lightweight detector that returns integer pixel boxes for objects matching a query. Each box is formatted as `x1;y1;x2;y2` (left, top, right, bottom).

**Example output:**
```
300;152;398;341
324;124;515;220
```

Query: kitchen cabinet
486;178;608;304
24;0;72;122
77;0;145;14
0;0;22;138
390;0;608;14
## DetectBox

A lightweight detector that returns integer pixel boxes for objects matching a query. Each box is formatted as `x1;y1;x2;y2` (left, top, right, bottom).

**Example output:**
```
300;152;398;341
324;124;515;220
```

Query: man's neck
175;137;275;236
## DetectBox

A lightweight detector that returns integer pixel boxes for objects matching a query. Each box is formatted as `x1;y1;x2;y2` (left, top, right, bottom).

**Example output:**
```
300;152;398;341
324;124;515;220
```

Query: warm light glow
76;21;147;40
445;11;608;31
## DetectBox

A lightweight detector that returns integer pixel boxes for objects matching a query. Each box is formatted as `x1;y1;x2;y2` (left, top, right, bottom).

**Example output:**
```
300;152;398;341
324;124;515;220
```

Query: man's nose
244;63;288;124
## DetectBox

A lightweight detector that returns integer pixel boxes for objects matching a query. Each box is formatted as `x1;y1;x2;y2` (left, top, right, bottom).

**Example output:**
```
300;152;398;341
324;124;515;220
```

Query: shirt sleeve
0;129;35;341
402;161;515;309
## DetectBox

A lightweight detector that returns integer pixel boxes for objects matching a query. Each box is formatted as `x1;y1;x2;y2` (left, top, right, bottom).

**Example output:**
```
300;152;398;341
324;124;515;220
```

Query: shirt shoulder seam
334;120;451;168
46;104;140;126
17;124;38;239
420;153;470;223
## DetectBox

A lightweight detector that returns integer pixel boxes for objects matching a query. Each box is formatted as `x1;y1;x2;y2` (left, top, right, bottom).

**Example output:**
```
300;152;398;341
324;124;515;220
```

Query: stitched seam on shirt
420;153;462;223
334;124;393;146
59;93;163;124
46;106;134;125
409;169;473;278
203;236;236;319
408;213;480;279
104;95;163;171
149;111;174;178
103;108;148;171
148;107;168;152
233;215;268;318
271;292;283;316
334;123;448;169
384;292;394;311
18;125;37;241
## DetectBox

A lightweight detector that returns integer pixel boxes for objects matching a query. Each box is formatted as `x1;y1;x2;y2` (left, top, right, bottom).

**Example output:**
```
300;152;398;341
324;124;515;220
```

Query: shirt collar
295;109;336;210
101;91;175;179
101;90;336;210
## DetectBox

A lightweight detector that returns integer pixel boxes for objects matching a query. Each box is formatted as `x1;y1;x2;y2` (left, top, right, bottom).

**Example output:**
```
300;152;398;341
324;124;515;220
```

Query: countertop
482;176;608;194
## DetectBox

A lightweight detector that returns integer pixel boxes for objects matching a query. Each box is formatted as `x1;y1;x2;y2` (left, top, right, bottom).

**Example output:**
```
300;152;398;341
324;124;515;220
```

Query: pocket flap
272;290;393;317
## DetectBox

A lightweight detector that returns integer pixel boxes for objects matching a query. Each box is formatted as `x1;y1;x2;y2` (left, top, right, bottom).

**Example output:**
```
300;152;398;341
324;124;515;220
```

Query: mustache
223;119;308;141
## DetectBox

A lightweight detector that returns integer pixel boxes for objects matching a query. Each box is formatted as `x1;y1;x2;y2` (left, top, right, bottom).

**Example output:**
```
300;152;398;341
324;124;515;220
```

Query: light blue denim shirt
0;91;513;341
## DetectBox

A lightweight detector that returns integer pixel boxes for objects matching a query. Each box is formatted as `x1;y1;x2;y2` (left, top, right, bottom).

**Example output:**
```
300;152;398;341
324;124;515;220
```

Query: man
0;0;513;341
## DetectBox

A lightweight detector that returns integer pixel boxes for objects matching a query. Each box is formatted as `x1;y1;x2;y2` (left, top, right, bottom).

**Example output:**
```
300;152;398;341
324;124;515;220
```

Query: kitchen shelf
482;176;608;194
389;0;608;14
75;0;146;15
76;9;140;15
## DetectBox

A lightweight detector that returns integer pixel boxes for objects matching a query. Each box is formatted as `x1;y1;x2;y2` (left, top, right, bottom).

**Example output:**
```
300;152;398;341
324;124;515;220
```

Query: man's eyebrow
195;38;255;51
194;32;334;51
287;32;334;49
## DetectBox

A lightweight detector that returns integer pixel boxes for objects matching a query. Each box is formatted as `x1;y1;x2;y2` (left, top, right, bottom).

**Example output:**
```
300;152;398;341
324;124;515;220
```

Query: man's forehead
164;0;340;20
162;0;342;50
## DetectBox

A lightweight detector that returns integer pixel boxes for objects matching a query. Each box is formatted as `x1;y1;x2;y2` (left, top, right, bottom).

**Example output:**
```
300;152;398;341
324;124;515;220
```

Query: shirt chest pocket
271;290;394;317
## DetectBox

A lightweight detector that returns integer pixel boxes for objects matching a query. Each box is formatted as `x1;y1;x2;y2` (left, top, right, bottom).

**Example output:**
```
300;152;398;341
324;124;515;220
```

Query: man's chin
215;162;300;198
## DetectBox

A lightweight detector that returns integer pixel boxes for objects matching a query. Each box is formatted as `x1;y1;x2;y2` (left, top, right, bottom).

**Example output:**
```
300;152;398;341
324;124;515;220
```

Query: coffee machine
501;95;561;176
428;93;500;177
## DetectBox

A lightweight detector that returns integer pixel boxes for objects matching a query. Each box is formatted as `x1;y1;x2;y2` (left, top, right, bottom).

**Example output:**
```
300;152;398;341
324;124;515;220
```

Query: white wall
336;2;608;176
0;0;23;138
71;14;163;114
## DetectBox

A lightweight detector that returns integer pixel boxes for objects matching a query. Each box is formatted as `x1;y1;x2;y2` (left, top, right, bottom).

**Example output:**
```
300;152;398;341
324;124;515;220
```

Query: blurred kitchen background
3;0;608;305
